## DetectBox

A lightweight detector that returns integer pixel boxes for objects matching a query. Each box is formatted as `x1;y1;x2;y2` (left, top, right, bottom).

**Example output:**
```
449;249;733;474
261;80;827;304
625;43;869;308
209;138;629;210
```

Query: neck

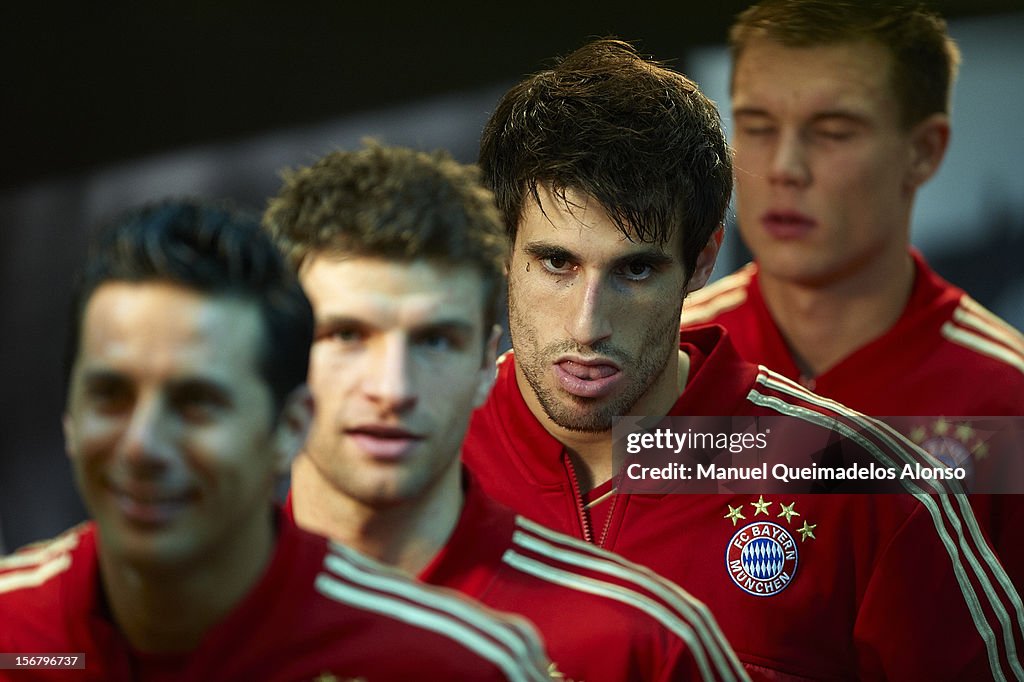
759;248;915;378
99;508;275;653
525;349;690;493
291;455;463;576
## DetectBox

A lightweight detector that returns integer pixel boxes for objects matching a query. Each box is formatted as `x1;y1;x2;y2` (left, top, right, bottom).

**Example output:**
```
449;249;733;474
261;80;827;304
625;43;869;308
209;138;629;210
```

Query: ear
271;385;314;475
63;412;77;459
905;113;950;191
685;226;724;294
474;324;502;408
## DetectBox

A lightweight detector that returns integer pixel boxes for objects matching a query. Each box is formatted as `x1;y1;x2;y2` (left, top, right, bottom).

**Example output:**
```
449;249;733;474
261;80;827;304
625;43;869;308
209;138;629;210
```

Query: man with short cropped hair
681;0;1024;591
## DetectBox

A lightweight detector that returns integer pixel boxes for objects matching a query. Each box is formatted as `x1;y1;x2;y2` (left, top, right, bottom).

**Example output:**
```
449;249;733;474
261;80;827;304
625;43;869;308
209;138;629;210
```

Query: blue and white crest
726;521;798;596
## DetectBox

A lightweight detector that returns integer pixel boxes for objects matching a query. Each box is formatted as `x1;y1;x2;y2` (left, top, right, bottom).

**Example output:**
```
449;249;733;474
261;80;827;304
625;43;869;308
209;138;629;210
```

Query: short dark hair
479;38;733;283
66;198;313;415
263;142;507;332
729;0;960;128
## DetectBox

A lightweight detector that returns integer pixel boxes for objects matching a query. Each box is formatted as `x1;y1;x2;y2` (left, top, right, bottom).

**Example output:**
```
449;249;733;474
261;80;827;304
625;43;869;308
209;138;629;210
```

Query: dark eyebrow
732;107;773;119
412;320;478;348
166;377;235;406
315;314;476;340
80;369;132;391
523;241;578;262
808;111;870;126
315;314;368;329
733;106;869;127
78;369;235;406
610;249;676;270
413;319;476;336
523;240;676;269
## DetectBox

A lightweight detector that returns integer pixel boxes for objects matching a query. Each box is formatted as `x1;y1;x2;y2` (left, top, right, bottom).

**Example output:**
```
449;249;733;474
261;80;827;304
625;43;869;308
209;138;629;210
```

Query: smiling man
464;38;1023;680
0;199;550;682
265;143;748;682
680;0;1024;592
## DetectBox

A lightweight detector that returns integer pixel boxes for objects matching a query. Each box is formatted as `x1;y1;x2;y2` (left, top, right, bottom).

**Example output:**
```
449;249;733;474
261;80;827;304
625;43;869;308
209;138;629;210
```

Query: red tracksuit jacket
0;515;550;682
682;249;1024;592
421;475;749;682
464;326;1023;681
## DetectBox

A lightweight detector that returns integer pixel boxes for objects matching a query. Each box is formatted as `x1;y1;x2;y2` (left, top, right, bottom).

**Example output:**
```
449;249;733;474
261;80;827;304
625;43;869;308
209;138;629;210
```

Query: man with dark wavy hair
266;142;749;682
465;37;1022;680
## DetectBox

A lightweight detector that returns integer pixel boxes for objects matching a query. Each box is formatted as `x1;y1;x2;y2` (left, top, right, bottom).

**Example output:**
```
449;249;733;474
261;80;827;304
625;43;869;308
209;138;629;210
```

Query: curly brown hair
263;142;507;331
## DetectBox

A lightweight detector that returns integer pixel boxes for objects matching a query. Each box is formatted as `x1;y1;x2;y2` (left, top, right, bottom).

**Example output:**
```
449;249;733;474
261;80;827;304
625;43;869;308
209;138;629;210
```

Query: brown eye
544;257;570;272
620;261;654;281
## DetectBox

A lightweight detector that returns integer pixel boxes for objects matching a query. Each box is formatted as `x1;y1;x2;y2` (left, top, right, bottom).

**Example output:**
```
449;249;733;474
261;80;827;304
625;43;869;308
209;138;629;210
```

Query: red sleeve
854;499;1023;680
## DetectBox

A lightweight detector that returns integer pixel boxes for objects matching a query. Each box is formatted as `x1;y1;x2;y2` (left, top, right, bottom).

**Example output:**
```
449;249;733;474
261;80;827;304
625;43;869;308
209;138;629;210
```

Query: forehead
300;255;488;329
76;281;264;379
517;186;683;265
732;38;898;122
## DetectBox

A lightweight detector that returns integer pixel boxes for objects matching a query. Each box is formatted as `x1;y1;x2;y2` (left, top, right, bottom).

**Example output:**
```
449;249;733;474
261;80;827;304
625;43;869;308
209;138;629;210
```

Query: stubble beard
507;289;679;433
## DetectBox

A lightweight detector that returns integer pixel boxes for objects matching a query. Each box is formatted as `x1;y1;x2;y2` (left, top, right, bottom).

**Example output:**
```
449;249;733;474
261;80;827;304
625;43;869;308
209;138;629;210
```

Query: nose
117;395;175;470
363;334;418;414
768;129;810;188
565;273;613;348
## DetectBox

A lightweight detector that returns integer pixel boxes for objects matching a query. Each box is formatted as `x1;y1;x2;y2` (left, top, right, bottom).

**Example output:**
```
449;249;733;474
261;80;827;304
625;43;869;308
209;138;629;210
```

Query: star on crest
797;521;817;542
750;495;772;516
934;418;950;436
724;504;747;526
955;422;975;442
910;425;926;443
777;502;800;524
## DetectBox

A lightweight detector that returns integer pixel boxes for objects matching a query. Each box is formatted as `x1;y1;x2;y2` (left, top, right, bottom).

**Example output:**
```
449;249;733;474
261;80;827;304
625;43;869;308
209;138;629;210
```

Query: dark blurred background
2;1;1022;552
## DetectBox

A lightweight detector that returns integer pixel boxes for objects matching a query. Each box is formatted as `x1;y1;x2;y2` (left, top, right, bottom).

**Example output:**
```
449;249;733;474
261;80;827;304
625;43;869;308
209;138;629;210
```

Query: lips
761;210;817;239
107;482;195;525
346;425;424;461
554;357;624;399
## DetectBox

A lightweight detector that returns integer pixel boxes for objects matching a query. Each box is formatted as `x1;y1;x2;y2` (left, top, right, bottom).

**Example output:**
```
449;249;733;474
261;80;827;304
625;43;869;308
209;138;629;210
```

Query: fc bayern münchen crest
726;521;798;596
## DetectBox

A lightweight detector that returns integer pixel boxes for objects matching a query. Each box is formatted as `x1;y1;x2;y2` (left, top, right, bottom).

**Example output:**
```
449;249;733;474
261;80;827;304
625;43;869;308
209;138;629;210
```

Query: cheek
629;292;685;343
735;165;769;204
189;424;272;484
66;413;121;465
817;146;896;193
647;297;683;332
508;279;546;331
509;261;565;302
733;145;769;175
307;346;335;390
307;349;358;407
426;358;485;415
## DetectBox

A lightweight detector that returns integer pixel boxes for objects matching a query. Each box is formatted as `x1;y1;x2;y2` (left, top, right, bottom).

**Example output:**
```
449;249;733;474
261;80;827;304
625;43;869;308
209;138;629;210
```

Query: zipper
562;451;594;544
